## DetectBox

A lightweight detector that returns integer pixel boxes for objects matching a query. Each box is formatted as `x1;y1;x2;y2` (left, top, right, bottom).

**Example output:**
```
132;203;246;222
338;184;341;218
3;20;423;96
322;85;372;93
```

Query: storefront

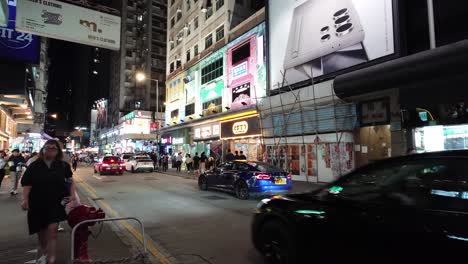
192;122;221;160
220;114;263;161
160;128;191;156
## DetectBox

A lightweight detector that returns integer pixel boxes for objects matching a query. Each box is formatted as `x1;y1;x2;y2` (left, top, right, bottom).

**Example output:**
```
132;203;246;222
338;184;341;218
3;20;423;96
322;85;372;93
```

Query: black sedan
252;150;468;263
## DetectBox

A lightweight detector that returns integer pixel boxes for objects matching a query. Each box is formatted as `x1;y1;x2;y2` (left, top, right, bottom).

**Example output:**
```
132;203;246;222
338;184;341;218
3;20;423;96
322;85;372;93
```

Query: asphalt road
75;166;266;264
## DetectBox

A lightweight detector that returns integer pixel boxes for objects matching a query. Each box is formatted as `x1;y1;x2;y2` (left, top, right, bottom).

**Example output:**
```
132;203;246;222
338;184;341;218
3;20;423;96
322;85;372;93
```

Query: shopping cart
70;217;150;264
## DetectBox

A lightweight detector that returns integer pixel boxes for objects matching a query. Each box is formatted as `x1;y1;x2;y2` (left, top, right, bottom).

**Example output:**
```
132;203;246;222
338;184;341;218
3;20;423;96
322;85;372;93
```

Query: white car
121;153;134;163
126;156;154;173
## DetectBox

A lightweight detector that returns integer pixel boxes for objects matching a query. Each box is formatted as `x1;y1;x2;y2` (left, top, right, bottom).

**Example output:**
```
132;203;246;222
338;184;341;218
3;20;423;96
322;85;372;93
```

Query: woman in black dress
21;140;76;264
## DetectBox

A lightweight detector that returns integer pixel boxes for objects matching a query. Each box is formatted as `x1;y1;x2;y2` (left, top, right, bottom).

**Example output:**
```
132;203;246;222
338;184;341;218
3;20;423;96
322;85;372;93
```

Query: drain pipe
427;0;436;49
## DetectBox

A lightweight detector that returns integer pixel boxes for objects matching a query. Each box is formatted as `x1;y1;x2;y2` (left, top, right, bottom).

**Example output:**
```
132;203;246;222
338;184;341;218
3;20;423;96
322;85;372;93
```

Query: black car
198;160;292;199
252;150;468;263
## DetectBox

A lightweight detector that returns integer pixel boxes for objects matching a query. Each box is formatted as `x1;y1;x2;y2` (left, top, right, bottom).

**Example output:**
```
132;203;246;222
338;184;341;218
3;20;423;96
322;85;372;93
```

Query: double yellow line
75;175;171;264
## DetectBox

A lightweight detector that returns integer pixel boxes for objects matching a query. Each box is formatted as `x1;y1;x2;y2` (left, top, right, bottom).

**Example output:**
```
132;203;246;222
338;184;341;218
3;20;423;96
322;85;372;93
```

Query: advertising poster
16;0;121;50
0;0;39;63
96;99;107;129
225;22;267;109
269;0;396;90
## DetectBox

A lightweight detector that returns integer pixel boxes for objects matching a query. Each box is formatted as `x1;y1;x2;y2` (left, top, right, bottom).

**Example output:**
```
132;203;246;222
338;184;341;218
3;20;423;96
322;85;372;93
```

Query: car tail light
255;173;271;180
119;162;125;166
287;173;292;180
101;163;109;167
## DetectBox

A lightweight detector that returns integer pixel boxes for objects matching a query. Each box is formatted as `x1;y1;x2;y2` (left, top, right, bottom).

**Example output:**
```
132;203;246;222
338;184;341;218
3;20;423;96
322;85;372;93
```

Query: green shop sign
201;80;224;103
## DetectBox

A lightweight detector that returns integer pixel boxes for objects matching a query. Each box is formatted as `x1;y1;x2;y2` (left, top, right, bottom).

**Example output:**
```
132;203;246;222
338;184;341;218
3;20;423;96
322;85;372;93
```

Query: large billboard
268;0;397;90
0;0;39;63
96;99;107;129
16;0;121;50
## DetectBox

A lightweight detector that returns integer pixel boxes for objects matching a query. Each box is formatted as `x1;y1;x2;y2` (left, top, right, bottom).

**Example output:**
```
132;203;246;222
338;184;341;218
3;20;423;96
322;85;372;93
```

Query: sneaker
58;225;64;232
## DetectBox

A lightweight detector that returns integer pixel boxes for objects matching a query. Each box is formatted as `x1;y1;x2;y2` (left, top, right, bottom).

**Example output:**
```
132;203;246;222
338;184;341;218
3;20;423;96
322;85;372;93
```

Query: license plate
274;178;287;185
112;164;118;168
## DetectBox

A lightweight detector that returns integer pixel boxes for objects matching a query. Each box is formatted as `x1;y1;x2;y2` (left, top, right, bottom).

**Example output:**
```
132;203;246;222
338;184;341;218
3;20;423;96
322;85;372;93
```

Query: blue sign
0;0;39;63
232;61;247;78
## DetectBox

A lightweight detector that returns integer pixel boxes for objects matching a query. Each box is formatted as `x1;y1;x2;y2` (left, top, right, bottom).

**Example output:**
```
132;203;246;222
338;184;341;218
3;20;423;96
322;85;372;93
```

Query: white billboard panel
16;0;120;50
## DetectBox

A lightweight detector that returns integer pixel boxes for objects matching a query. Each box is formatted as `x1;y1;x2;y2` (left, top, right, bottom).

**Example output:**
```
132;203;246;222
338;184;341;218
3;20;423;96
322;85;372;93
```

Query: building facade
108;0;168;126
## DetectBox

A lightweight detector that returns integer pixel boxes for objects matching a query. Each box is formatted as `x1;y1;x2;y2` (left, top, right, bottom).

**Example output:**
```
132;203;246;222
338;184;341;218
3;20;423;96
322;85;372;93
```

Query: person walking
21;140;76;264
163;154;169;172
176;152;183;172
200;152;207;173
239;151;247;160
0;151;6;191
72;154;78;172
225;149;235;161
8;149;26;195
185;154;193;173
193;153;200;176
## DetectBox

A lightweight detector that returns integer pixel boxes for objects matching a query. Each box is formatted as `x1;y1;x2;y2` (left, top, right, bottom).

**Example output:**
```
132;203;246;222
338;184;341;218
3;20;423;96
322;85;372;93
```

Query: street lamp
135;72;160;114
50;113;58;119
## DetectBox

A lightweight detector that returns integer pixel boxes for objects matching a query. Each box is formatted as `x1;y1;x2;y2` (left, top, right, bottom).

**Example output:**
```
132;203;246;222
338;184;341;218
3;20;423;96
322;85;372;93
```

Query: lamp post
135;71;160;114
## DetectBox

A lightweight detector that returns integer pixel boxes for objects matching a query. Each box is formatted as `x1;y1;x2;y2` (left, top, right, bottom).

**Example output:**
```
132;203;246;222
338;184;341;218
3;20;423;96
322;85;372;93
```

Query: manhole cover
144;177;158;180
92;197;104;201
202;195;228;200
102;179;117;183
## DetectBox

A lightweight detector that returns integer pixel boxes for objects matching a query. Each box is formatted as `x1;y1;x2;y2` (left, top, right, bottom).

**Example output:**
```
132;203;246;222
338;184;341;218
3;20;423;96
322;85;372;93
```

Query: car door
126;157;133;170
227;162;250;189
205;163;227;187
216;162;234;188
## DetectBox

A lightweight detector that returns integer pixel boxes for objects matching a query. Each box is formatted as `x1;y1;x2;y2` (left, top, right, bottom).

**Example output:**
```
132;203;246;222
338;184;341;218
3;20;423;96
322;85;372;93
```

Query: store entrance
224;138;262;161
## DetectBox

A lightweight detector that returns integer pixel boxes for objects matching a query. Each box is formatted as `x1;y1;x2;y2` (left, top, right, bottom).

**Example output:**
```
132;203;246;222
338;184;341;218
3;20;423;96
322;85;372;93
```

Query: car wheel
260;221;297;264
198;175;208;190
99;170;103;176
131;166;135;173
235;181;249;200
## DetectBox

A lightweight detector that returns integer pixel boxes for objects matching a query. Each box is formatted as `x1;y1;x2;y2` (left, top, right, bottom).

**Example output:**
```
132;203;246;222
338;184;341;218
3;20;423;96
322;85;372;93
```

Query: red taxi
94;156;125;175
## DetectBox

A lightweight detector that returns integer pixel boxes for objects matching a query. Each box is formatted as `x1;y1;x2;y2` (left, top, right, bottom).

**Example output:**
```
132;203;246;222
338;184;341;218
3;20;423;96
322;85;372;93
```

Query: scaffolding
255;64;357;183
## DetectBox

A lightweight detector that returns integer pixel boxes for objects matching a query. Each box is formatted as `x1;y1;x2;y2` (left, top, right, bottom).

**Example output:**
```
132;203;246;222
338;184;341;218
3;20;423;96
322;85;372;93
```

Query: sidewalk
0;179;134;264
156;167;325;194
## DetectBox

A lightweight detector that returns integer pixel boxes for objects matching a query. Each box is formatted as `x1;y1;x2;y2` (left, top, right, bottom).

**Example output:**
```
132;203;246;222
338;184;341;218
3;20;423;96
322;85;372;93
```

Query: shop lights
218;110;258;121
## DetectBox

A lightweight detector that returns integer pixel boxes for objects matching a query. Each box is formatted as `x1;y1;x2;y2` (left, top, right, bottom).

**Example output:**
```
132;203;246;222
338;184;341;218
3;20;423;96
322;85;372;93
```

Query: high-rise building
109;0;168;126
166;0;264;77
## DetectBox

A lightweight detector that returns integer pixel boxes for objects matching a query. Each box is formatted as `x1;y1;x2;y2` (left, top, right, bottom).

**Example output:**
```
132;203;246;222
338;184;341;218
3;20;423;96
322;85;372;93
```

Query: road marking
93;175;103;180
24;260;36;264
74;175;171;264
26;249;38;254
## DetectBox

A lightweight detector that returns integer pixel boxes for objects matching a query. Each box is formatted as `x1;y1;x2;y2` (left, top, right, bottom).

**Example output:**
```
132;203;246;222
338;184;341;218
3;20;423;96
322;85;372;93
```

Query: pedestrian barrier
70;217;150;264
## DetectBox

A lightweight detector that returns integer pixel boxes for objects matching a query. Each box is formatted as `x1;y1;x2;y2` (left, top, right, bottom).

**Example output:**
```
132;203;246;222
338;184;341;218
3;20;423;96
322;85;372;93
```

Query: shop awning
334;40;468;100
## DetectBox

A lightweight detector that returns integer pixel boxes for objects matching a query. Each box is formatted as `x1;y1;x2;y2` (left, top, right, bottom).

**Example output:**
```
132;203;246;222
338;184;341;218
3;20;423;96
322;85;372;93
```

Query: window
233;162;250;171
176;10;182;21
216;0;224;10
171;17;175;28
201;58;223;84
186;0;191;11
205;7;213;20
221;162;234;171
170;109;179;119
194;44;199;55
194;16;199;29
186;24;191;36
170;41;175;50
126;50;133;57
202;97;222;110
186;49;191;62
176;59;181;68
205;34;213;49
170;62;175;72
232;42;250;65
185;103;195;116
215;26;224;42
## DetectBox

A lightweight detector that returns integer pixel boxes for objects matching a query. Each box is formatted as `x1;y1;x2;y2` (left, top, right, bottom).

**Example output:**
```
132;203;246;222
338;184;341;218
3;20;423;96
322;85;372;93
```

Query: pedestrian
185;154;193;173
8;149;26;195
21;139;76;264
234;150;240;160
239;151;247;160
200;152;207;173
163;154;169;172
176;152;183;172
225;149;235;161
193;152;200;176
72;154;78;172
0;151;6;191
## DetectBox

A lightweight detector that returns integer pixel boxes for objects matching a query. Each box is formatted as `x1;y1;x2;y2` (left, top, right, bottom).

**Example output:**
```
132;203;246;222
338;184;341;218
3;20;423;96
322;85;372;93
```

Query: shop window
205;34;213;49
232;42;250;65
185;103;195;116
215;26;224;42
201;58;223;84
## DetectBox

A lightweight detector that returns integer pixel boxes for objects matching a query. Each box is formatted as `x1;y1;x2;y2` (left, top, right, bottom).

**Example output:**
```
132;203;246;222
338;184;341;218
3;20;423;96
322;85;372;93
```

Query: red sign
150;122;160;131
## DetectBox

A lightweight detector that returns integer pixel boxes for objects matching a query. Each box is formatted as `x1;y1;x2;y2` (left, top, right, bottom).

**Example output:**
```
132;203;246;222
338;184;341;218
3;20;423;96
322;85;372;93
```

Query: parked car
198;161;292;199
121;153;134;163
252;150;468;263
126;155;154;173
94;156;125;175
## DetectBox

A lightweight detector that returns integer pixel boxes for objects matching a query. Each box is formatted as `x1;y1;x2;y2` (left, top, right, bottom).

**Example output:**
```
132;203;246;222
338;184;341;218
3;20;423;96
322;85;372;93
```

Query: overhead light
136;71;146;82
75;126;80;130
241;102;248;106
94;59;100;63
225;106;230;110
20;104;28;109
93;70;98;75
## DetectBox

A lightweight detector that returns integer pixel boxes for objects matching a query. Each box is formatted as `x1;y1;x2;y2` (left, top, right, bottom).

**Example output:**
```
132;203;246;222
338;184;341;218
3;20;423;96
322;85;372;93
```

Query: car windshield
122;154;133;159
248;162;283;172
136;157;152;161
